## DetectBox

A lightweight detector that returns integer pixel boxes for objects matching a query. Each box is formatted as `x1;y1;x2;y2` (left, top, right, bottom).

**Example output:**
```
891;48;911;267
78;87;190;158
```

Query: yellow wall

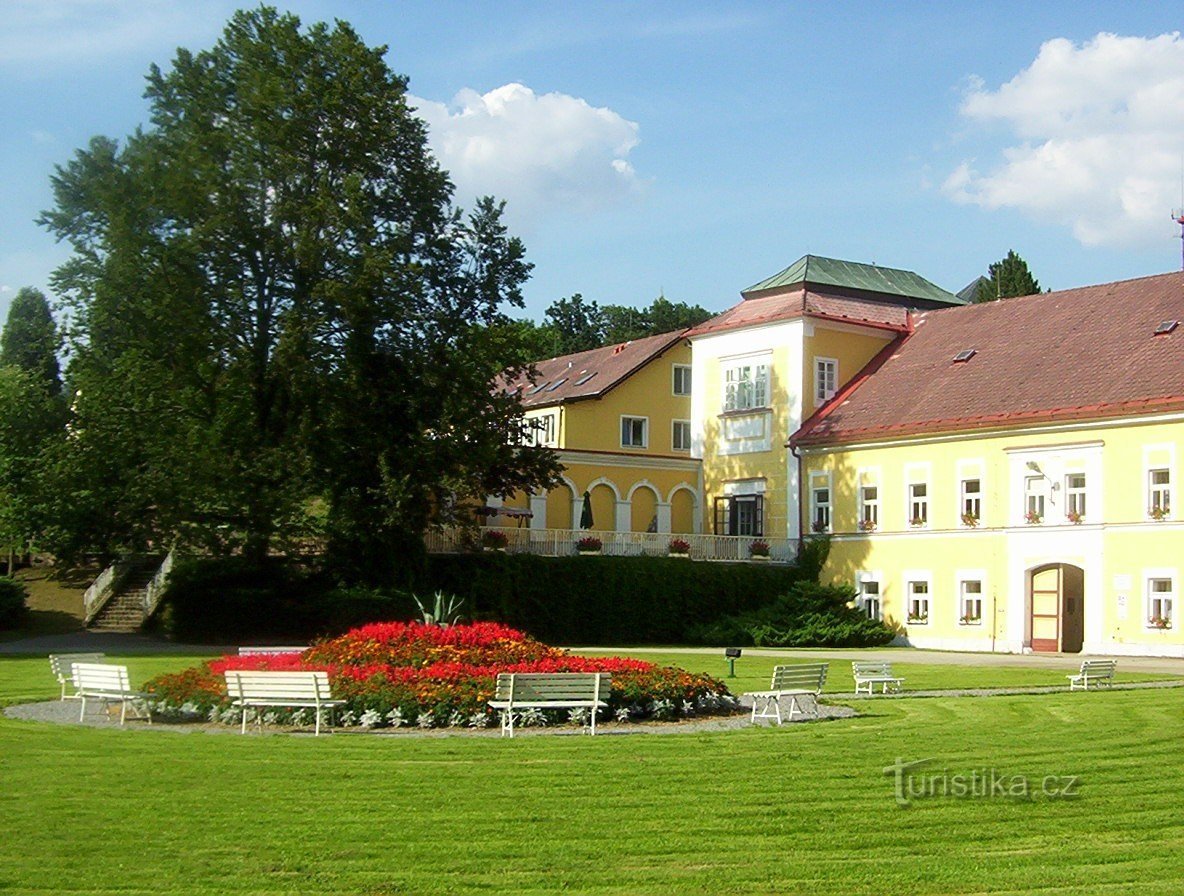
802;323;895;414
802;414;1184;654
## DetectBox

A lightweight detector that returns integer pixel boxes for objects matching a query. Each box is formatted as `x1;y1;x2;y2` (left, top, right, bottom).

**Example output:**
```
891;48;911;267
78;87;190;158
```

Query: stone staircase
87;556;166;632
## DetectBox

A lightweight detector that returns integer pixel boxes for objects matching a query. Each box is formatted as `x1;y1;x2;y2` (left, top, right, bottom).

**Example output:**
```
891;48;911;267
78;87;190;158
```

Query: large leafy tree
973;250;1042;303
40;7;559;577
0;288;62;396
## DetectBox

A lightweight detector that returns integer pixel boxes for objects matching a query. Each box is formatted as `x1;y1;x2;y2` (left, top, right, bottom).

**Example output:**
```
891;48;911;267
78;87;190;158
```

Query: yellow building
791;272;1183;657
490;331;702;541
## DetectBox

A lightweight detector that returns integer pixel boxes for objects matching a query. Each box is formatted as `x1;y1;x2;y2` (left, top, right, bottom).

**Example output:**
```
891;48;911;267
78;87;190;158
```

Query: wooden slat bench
71;662;152;725
488;672;611;737
223;670;344;736
853;661;904;695
1068;659;1116;690
49;652;106;701
744;663;828;725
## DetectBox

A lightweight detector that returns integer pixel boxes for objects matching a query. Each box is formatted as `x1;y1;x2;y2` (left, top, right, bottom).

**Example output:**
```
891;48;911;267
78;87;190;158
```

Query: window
814;358;838;405
907;581;930;625
620;416;647;448
713;495;764;536
1147;578;1174;629
1025;476;1046;523
530;414;556;447
672;365;692;396
860;580;881;621
960;580;983;625
860;485;879;530
961;479;981;525
1150;468;1171;519
672;420;691;451
723;362;769;412
1065;473;1086;520
811;486;831;533
908;483;928;527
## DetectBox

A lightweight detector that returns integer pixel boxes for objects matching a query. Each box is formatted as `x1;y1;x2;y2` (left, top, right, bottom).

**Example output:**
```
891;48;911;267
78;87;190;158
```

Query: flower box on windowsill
1065;511;1084;525
858;519;877;533
907;615;929;625
1149;507;1170;522
959;616;982;626
1148;616;1172;630
908;518;926;529
1024;512;1043;525
961;513;980;528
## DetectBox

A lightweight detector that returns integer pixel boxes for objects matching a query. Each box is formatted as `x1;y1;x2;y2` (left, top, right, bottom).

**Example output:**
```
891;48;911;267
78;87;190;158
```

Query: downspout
790;443;805;558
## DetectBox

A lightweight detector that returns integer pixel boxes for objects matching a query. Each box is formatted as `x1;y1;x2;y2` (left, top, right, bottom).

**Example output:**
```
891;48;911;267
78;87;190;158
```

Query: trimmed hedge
0;576;29;629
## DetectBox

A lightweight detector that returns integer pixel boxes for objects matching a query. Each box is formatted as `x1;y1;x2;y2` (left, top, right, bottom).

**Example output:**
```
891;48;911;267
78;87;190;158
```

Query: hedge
0;576;28;630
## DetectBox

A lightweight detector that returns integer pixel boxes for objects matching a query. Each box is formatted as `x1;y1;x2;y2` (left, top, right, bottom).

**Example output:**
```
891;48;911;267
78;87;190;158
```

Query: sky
3;1;1184;324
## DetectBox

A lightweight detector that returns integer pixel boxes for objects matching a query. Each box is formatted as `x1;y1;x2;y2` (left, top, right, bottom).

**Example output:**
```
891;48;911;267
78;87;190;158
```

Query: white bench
745;663;828;725
237;646;308;656
488;672;610;737
1068;659;1116;690
49;652;106;701
71;662;152;725
223;670;344;735
853;661;904;695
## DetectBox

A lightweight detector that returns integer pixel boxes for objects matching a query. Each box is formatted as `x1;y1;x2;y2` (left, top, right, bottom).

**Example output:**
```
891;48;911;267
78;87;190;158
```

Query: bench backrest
72;662;133;694
770;663;828;693
852;661;895;678
50;653;106;682
224;670;333;701
1079;660;1116;676
237;646;308;656
494;672;611;703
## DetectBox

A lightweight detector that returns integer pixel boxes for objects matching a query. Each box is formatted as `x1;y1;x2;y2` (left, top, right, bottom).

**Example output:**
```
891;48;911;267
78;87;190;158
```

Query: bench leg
500;710;514;737
241;705;249;735
79;695;87;723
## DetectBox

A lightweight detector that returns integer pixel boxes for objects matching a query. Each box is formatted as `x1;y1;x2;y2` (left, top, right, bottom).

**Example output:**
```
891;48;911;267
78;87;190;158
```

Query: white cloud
411;83;642;228
945;32;1184;247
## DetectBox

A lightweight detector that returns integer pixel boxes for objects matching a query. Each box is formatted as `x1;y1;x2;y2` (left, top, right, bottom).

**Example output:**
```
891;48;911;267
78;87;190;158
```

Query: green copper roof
742;255;964;305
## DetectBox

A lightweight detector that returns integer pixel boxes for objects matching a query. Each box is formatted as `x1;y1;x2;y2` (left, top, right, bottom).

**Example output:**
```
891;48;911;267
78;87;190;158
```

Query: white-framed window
814;357;838;405
672;365;692;396
520;413;556;447
1025;476;1046;523
860;579;882;621
907;581;930;625
811;485;831;533
908;483;928;527
723;362;770;412
1149;468;1171;519
1147;577;1174;629
961;478;981;525
620;416;648;449
860;485;879;530
960;580;983;625
1065;473;1086;520
672;420;691;451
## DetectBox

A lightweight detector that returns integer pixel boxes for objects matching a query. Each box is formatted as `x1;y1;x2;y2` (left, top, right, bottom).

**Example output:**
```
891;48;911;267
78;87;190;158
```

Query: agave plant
412;590;465;628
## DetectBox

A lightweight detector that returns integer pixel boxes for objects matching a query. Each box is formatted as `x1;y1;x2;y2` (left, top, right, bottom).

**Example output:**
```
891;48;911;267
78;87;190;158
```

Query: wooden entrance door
1030;566;1062;652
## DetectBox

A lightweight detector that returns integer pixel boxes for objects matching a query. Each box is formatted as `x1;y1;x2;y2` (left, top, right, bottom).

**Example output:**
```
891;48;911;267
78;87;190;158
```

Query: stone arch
629;481;660;532
585;479;620;532
667;484;699;535
545;476;577;530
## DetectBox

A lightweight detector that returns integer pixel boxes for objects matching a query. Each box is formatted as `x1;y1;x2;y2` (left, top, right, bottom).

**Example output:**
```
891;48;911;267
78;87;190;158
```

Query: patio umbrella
580;491;594;529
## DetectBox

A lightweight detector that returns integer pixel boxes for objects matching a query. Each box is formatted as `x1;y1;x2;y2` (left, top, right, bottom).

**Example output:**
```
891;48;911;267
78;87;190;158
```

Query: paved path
0;630;235;656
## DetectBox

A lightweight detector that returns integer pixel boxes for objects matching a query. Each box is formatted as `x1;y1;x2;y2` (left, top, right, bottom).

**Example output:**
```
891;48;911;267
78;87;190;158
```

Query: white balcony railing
425;526;797;563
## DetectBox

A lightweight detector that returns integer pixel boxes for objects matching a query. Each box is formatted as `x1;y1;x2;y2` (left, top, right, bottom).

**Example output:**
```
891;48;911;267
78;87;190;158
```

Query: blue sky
3;1;1184;324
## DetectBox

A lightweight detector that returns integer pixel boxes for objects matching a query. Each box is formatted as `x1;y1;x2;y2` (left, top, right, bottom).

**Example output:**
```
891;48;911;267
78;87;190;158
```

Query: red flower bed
144;622;735;728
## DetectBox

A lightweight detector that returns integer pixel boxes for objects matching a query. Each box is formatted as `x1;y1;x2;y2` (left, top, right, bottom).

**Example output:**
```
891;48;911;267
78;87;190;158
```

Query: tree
973;251;1041;303
1;288;61;396
39;7;560;577
543;294;606;354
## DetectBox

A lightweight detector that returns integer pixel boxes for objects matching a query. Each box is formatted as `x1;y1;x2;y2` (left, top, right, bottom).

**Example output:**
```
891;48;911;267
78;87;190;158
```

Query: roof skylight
952;349;977;363
545;378;568;391
1154;320;1179;335
573;371;598;386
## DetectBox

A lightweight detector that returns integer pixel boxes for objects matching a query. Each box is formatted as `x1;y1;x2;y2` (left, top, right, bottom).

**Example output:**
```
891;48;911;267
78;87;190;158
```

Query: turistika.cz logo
883;758;1081;807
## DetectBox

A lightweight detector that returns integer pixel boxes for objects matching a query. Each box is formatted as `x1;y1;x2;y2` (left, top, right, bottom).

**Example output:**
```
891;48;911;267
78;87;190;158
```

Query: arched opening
1028;563;1085;653
545;481;574;530
630;485;658;533
587;483;617;533
670;488;696;534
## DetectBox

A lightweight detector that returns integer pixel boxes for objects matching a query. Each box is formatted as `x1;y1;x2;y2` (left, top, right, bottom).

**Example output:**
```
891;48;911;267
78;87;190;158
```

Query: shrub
0;576;28;629
144;621;736;726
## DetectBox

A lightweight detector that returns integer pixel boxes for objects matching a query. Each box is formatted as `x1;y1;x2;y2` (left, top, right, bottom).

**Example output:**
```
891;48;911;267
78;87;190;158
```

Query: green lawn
2;653;1183;894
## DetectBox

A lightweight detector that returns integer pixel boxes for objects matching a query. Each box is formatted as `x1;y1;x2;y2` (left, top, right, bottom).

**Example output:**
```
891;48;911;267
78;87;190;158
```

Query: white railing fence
82;557;130;624
141;548;176;617
426;527;797;563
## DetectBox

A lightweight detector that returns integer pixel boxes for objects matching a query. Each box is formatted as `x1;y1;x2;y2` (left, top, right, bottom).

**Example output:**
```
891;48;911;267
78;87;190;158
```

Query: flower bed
144;621;737;729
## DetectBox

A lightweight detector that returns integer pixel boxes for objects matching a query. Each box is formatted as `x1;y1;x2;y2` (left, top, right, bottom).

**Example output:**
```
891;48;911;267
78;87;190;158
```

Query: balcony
426;526;798;563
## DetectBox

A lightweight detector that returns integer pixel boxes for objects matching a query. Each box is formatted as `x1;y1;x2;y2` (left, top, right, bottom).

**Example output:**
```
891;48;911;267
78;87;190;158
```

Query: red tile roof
687;288;912;337
792;272;1184;446
507;330;687;408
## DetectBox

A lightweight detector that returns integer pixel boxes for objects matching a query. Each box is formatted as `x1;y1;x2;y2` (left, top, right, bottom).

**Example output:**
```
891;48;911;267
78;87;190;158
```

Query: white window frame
722;361;770;412
960;478;982;526
906;579;930;626
814;357;838;405
860;485;879;531
1065;472;1087;521
1025;476;1047;523
959;579;983;625
858;573;882;621
908;482;928;528
672;364;692;397
1149;468;1171;520
810;476;832;534
620;415;648;449
672;419;691;452
1146;573;1174;630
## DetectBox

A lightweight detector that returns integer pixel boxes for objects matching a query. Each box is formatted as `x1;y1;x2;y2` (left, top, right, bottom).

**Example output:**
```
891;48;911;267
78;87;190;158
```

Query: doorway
1028;564;1084;653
